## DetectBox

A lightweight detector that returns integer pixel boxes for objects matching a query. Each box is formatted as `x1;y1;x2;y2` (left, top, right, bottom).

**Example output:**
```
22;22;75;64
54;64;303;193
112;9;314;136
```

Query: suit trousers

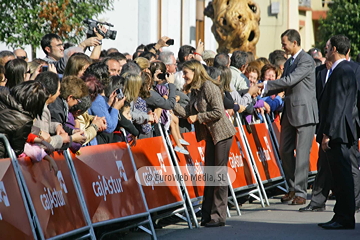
201;136;233;223
326;142;355;227
310;142;360;209
279;113;316;198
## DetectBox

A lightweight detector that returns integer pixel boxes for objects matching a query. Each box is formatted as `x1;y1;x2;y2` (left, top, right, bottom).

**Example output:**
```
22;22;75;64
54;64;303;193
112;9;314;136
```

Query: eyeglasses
72;96;82;103
17;56;27;60
50;43;64;48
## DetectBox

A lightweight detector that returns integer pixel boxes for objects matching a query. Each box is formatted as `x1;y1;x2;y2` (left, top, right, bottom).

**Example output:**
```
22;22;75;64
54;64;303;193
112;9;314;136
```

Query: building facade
0;0;331;60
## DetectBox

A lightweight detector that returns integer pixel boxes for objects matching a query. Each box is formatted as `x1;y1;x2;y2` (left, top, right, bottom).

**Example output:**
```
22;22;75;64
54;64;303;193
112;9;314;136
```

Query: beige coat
76;112;97;145
32;104;63;149
174;80;236;144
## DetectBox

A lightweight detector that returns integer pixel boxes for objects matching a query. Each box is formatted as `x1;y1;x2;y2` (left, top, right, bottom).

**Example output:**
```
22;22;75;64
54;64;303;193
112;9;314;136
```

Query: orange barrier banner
70;142;147;223
272;122;318;173
229;128;258;190
172;132;205;199
17;152;86;238
243;123;283;181
308;136;319;173
272;121;281;144
0;158;34;240
131;136;183;210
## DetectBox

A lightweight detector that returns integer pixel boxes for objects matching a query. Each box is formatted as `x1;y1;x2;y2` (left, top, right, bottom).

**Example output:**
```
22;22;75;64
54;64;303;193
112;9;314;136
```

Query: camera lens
106;30;117;40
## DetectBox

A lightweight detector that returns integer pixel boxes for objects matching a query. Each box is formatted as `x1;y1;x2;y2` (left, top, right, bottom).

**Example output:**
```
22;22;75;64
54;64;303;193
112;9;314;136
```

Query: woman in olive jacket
174;60;236;227
0;81;48;158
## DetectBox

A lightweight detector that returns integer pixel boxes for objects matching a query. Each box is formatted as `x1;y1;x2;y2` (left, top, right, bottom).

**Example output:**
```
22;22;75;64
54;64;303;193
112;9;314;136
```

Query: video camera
83;18;117;40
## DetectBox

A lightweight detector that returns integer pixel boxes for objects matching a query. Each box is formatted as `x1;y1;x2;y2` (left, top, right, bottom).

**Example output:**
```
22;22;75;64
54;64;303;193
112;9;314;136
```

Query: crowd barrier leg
235;113;269;206
159;125;197;228
0;134;38;240
264;114;289;193
227;172;241;216
62;150;98;240
12;160;46;239
120;129;158;239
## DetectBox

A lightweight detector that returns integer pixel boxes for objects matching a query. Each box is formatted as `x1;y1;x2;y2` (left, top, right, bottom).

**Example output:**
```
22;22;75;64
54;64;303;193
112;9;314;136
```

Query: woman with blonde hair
174;60;236;227
134;57;151;73
122;72;143;103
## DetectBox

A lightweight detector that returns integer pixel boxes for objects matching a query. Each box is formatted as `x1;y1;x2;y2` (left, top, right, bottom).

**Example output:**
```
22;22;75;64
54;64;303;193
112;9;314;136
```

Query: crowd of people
0;27;359;229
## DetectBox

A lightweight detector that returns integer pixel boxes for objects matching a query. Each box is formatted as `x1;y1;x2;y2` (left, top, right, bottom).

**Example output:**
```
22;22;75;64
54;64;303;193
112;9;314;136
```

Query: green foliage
0;0;113;52
316;0;360;58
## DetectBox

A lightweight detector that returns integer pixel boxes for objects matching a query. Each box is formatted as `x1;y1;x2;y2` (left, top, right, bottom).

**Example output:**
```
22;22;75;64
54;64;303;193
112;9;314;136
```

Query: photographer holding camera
40;19;116;73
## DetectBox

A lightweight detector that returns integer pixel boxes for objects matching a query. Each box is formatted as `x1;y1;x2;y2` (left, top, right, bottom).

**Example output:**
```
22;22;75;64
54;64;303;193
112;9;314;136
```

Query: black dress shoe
299;204;325;212
318;220;335;227
200;220;209;226
321;221;354;230
200;218;210;226
205;220;225;227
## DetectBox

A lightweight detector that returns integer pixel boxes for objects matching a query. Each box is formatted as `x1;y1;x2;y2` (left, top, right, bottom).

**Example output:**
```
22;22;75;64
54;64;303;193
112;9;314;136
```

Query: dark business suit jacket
316;60;357;144
347;61;360;138
315;64;327;101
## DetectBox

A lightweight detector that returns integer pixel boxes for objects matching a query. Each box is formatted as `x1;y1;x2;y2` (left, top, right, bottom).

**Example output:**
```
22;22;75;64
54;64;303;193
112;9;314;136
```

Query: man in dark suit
300;46;360;213
298;60;333;212
315;60;332;101
259;29;318;205
317;35;356;229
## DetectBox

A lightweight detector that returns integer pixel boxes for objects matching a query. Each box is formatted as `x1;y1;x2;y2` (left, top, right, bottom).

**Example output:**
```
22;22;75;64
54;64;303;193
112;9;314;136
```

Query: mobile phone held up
166;39;174;46
157;72;169;80
116;88;124;99
41;65;48;72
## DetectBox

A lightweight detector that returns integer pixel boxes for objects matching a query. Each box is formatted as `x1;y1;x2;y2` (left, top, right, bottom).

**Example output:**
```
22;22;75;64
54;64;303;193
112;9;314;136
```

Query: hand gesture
48;63;57;74
278;91;285;98
257;82;264;89
248;85;259;96
72;130;86;144
56;125;66;135
47;157;59;175
156;36;171;48
94;26;107;40
165;72;175;84
129;135;137;147
153;69;162;82
321;134;331;152
82;36;102;47
187;115;198;124
113;96;126;110
263;102;271;113
195;39;204;55
92;116;107;131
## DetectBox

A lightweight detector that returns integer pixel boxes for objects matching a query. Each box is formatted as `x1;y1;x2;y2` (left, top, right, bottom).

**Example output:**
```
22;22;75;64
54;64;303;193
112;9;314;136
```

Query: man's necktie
289;57;294;66
328;68;333;77
325;68;333;83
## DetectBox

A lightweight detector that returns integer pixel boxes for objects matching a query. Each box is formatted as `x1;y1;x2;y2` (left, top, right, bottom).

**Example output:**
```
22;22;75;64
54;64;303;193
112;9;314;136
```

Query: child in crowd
21;131;58;174
244;65;270;123
120;101;138;146
154;79;189;155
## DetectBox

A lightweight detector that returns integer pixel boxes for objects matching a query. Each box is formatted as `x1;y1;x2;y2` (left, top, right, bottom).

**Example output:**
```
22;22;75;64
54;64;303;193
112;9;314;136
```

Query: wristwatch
90;123;99;132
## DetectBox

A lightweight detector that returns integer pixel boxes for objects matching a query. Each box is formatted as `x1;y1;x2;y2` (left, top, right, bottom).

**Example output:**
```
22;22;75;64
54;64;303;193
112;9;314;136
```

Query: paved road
123;193;360;240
